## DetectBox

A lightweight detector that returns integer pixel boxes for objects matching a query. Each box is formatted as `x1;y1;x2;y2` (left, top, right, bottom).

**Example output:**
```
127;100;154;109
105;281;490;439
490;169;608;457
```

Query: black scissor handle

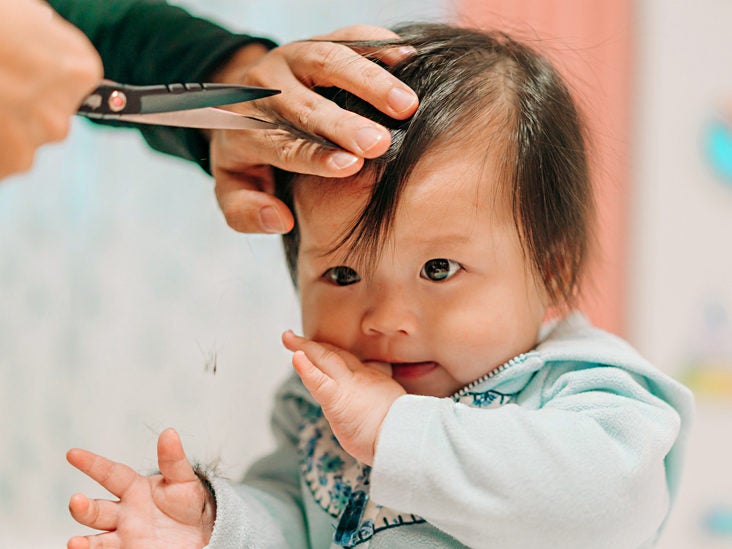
78;82;149;116
78;81;279;118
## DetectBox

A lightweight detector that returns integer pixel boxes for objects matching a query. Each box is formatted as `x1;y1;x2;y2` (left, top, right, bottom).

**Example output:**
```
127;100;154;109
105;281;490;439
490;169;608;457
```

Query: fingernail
388;87;418;114
396;46;416;57
329;151;359;170
259;206;285;234
355;126;386;154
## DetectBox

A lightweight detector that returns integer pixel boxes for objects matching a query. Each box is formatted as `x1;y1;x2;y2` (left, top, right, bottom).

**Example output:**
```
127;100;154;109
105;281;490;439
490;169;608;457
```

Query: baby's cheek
302;307;360;350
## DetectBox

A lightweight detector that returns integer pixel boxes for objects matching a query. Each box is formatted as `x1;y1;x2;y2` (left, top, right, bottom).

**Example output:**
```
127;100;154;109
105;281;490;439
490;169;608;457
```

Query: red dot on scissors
108;91;127;112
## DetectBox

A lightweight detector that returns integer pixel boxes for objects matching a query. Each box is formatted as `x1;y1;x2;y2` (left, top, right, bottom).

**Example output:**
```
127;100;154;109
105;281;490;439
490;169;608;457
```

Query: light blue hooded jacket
204;313;694;549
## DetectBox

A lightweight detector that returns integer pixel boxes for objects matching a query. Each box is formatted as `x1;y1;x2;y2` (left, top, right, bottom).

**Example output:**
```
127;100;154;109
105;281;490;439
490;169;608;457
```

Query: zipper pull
334;489;369;546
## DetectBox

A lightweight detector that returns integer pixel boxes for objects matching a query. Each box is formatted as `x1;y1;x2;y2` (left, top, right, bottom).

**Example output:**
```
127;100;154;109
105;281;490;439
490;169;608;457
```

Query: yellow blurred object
681;363;732;397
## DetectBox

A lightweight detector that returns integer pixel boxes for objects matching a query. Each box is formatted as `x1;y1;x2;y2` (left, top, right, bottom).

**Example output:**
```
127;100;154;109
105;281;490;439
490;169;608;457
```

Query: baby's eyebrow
300;243;351;264
403;233;474;248
299;243;332;256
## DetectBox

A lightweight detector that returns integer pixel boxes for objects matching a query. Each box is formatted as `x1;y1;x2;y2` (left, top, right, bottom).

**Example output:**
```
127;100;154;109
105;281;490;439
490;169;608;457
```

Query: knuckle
362;60;387;82
309;42;343;76
311;373;331;395
275;137;302;167
320;348;337;363
89;500;101;523
241;63;267;88
294;103;314;131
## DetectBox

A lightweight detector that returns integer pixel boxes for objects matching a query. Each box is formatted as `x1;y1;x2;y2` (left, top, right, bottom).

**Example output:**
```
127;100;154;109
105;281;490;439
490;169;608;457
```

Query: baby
66;23;693;549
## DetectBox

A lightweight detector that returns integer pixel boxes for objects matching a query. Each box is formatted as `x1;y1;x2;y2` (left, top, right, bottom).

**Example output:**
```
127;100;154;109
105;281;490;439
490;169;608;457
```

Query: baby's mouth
389;361;439;379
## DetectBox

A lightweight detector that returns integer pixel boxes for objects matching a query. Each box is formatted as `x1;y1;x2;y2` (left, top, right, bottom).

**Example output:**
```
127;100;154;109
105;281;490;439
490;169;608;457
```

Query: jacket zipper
450;352;530;400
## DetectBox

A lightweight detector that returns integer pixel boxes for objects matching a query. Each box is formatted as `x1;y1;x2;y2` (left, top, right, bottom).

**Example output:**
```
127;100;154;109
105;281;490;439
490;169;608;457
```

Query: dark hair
276;22;594;309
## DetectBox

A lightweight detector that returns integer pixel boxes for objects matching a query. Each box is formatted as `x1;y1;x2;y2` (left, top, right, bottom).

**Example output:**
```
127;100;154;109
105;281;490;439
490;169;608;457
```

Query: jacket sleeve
204;376;311;549
47;0;276;171
370;364;686;549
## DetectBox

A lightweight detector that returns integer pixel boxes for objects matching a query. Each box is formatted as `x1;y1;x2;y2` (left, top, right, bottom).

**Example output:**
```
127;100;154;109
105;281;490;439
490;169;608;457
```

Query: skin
66;429;212;549
65;137;548;546
283;140;547;464
209;25;418;234
0;0;103;179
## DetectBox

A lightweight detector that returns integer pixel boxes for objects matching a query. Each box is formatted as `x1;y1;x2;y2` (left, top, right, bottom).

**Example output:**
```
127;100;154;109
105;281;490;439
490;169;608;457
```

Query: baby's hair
276;22;595;309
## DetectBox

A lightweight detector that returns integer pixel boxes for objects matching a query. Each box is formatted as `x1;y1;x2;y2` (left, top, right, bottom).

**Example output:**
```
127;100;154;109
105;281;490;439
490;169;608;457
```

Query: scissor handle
78;82;148;116
78;81;278;118
78;82;215;116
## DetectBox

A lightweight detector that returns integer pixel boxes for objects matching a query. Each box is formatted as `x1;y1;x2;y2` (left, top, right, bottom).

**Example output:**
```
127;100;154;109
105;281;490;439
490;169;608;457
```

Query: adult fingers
312;24;415;67
157;428;197;484
68;493;118;531
242;40;417;161
277;39;418;120
213;170;294;234
66;449;137;499
212;122;366;182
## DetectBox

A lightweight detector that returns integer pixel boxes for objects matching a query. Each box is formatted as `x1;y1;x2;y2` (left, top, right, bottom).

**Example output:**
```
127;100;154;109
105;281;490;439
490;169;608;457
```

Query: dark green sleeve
48;0;277;172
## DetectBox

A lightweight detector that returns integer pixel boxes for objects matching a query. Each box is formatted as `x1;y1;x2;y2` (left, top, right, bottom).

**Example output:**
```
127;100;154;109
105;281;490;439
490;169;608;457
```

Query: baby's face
293;142;546;397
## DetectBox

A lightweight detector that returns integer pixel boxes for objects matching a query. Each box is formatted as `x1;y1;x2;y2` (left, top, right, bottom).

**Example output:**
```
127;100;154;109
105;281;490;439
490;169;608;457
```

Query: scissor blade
109;107;277;130
140;84;279;114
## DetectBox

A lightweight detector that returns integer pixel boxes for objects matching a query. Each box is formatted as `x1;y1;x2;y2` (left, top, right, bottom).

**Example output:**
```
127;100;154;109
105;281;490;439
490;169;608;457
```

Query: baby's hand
66;428;214;549
282;331;406;466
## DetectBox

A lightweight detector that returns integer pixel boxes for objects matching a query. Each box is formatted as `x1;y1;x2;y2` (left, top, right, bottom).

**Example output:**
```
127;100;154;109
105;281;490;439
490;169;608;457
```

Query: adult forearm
47;0;276;168
47;0;275;84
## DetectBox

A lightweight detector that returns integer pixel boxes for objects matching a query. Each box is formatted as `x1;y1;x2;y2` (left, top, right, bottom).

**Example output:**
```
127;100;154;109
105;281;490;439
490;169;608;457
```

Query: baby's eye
420;258;462;282
322;266;361;286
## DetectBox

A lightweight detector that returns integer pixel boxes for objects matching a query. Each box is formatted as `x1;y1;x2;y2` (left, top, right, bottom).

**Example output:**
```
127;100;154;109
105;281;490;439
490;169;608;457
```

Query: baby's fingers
68;492;118;531
283;330;369;373
68;531;120;549
157;428;197;484
292;350;340;406
67;449;137;499
68;533;121;549
282;331;353;379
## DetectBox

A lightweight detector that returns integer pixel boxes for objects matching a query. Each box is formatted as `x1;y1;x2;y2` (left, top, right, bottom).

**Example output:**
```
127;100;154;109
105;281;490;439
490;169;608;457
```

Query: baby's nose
360;292;418;337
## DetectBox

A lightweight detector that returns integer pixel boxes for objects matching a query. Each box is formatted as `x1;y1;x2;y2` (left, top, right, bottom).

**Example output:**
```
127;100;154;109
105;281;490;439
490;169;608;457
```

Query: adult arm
47;1;419;233
46;0;275;168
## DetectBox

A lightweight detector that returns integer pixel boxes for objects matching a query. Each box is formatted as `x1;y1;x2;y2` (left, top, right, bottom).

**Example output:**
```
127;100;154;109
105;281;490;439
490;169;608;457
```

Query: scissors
77;80;280;130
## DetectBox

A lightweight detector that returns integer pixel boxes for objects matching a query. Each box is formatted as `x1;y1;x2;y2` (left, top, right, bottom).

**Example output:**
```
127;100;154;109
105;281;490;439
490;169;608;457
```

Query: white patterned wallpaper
0;1;446;547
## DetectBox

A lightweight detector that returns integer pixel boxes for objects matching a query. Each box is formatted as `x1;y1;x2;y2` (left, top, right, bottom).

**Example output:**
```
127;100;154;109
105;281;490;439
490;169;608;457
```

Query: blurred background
0;0;730;547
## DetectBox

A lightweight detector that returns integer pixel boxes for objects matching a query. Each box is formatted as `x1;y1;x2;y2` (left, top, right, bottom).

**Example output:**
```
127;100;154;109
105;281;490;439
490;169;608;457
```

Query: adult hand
282;330;406;466
209;25;419;233
0;0;102;180
66;428;213;549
